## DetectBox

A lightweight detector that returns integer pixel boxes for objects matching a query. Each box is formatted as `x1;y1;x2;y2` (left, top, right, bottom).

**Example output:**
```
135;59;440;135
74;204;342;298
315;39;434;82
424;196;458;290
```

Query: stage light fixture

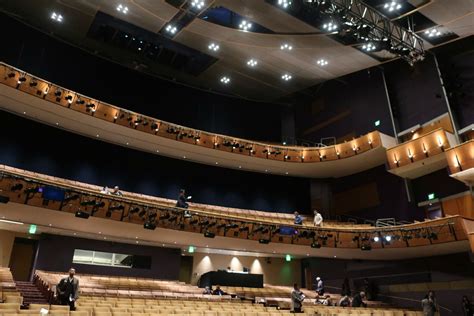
239;20;252;32
64;194;79;202
384;1;402;12
11;183;23;192
239;226;249;232
373;236;380;242
51;12;63;22
361;244;372;251
116;4;129;14
204;231;215;238
259;239;270;244
75;210;90;219
7;72;15;78
159;213;171;220
208;43;220;51
384;235;392;242
144;221;156;230
311;242;321;248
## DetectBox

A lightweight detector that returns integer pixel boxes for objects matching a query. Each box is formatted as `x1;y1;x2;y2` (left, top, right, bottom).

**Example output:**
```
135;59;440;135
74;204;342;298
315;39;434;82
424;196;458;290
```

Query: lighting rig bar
306;0;425;65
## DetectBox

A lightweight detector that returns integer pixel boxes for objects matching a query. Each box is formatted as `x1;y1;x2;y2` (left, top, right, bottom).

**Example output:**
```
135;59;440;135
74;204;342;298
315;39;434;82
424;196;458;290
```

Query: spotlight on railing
75;210;90;219
10;183;23;192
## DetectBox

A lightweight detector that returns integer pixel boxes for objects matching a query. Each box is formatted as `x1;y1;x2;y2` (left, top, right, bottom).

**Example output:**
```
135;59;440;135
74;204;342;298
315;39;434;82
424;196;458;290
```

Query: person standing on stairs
56;268;80;311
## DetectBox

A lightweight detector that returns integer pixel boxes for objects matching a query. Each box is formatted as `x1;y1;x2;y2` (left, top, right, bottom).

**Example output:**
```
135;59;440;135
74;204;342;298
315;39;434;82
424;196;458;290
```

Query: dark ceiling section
199;6;275;34
87;11;218;76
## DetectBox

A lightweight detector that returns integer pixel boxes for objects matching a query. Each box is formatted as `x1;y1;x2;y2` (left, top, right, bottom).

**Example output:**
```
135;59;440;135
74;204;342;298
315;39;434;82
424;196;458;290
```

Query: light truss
306;0;425;64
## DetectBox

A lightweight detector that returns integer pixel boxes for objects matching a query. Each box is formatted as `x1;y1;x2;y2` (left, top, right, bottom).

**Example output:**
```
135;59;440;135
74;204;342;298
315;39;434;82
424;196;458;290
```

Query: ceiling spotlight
190;0;205;10
239;20;252;32
208;42;220;51
373;236;380;242
317;59;328;66
322;22;337;31
50;12;63;22
384;1;402;12
220;76;230;84
362;43;376;51
425;28;442;38
280;43;293;50
281;73;292;81
385;235;392;242
165;24;178;35
277;0;292;8
247;59;258;67
116;4;129;14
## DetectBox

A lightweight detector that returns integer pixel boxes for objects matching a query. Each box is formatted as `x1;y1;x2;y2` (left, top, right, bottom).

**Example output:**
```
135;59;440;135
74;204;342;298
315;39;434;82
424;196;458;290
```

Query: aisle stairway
15;281;49;306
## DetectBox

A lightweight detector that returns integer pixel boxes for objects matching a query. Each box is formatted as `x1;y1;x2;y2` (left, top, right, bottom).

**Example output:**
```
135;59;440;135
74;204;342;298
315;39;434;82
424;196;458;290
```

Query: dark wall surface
35;234;181;280
0;111;310;213
411;168;468;203
0;13;282;142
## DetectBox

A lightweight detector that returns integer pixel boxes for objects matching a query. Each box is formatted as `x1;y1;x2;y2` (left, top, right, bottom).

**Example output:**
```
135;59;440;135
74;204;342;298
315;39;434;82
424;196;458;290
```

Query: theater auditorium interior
0;0;473;315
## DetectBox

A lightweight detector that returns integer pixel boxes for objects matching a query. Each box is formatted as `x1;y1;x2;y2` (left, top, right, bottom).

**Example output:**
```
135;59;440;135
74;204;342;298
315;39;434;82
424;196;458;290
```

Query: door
9;238;37;281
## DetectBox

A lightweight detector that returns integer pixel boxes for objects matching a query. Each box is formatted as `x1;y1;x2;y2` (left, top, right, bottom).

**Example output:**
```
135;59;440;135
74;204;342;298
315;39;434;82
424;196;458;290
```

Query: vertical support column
381;69;399;143
432;53;461;143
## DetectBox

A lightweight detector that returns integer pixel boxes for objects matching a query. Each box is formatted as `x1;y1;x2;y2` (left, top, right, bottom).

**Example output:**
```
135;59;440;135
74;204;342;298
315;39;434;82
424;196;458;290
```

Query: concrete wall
0;229;16;267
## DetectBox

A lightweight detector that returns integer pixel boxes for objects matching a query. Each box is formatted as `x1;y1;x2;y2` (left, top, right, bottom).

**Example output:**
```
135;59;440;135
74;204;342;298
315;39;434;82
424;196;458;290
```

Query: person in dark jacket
176;189;192;217
462;296;473;316
341;277;351;296
352;291;367;308
56;268;79;311
421;291;437;316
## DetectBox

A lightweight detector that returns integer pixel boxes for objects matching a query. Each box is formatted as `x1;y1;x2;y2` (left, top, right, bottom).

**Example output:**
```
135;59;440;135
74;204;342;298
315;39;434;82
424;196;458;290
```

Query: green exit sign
374;120;381;127
285;254;291;262
428;193;436;200
188;246;195;253
29;224;37;234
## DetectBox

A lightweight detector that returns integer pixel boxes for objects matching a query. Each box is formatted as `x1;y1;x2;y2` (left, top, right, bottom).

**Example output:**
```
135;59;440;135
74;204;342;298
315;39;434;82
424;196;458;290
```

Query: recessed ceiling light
247;59;258;67
285;172;289;175
183;156;186;159
165;24;178;35
280;43;293;50
190;0;205;9
156;149;160;153
126;142;129;145
317;59;328;66
116;4;129;14
238;165;242;169
277;0;292;9
383;1;402;12
23;111;26;115
215;162;219;165
322;22;337;31
425;28;442;37
208;43;220;51
239;20;252;32
220;76;230;84
55;122;59;126
96;134;100;138
281;73;292;81
50;12;63;23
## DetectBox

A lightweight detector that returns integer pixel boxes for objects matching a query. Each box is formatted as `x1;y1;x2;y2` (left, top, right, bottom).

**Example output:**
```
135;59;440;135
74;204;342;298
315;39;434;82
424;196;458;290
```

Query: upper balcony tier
0;63;396;178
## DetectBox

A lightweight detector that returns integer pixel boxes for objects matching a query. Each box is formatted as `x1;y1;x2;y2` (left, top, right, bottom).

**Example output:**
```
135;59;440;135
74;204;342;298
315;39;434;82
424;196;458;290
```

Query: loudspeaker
0;196;10;204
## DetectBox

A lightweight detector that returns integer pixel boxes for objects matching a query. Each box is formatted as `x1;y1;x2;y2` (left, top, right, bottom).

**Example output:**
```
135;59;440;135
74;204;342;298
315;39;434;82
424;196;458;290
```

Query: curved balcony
446;140;474;186
0;165;469;260
0;63;396;178
386;128;457;179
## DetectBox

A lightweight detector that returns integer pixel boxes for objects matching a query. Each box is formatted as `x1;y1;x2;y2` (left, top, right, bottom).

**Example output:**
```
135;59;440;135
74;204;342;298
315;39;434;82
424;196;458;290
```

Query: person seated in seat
212;285;226;296
111;186;123;196
352;291;367;308
203;286;212;295
294;211;303;225
100;186;109;194
338;295;351;307
313;210;323;227
176;189;192;217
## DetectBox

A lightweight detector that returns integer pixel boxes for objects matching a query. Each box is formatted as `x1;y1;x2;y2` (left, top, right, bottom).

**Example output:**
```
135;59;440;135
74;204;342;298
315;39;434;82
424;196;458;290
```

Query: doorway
9;238;37;281
179;255;193;284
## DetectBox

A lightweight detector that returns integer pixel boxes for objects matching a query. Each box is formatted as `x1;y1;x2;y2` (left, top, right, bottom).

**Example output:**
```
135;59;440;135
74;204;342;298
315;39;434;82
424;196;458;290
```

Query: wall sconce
437;136;444;151
393;153;400;167
422;143;428;157
408;148;414;162
336;151;340;159
300;155;305;162
368;139;373;148
454;154;463;171
352;144;359;154
43;86;50;98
